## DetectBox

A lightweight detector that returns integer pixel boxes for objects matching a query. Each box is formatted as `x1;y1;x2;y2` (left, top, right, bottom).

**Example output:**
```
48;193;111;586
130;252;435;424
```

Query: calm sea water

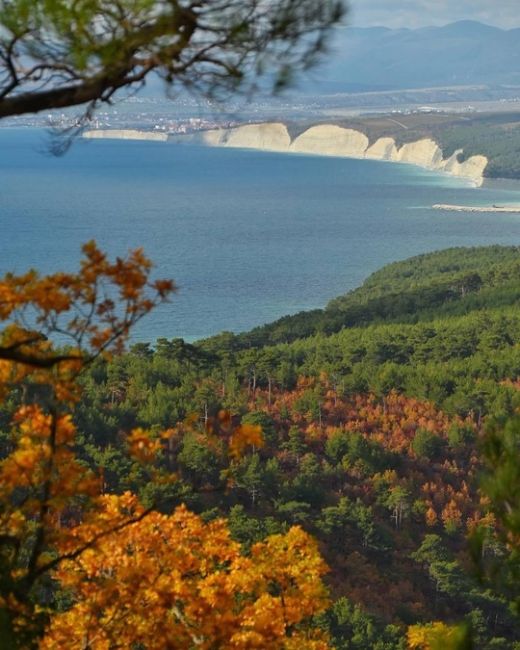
2;128;520;342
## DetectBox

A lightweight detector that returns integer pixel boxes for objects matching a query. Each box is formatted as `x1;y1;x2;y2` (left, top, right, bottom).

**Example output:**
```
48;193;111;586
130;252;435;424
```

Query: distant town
3;86;520;136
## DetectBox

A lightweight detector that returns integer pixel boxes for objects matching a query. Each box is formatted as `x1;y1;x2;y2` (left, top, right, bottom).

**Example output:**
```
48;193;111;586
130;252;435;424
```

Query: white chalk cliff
290;125;369;157
196;123;488;186
83;129;168;142
200;123;291;151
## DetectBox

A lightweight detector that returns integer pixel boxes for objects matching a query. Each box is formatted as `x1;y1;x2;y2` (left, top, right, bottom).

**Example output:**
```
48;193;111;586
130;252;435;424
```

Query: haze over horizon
298;15;520;94
349;0;520;30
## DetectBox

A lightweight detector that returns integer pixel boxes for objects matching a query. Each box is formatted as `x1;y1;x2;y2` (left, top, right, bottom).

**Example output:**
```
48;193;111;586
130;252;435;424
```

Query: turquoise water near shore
2;128;520;342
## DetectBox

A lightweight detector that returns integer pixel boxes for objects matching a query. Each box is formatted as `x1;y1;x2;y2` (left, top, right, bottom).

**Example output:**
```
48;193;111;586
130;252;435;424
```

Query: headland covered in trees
3;240;520;646
59;244;520;648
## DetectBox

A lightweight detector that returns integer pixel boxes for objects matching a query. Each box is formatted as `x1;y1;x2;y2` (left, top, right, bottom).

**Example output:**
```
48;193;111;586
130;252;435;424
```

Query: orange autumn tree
42;497;328;649
0;243;330;648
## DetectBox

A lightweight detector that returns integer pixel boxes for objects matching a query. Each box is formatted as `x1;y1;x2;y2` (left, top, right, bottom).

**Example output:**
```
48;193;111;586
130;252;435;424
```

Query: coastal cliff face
195;123;488;186
83;123;489;185
83;129;168;142
290;125;369;157
200;123;291;151
442;149;488;181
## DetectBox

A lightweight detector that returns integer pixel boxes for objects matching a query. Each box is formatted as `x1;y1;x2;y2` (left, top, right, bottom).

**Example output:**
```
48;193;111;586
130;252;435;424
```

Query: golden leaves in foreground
41;494;330;650
0;242;175;642
0;240;175;381
0;244;331;648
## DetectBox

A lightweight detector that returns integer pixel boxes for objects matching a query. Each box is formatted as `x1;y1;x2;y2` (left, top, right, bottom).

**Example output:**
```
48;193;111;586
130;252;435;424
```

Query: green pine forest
8;245;520;648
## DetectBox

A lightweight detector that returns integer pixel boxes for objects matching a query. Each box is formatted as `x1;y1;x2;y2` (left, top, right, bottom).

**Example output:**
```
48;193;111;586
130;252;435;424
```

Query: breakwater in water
433;203;520;213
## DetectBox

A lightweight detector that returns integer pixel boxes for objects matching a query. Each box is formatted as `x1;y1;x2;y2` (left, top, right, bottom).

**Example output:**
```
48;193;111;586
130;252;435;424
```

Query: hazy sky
349;0;520;29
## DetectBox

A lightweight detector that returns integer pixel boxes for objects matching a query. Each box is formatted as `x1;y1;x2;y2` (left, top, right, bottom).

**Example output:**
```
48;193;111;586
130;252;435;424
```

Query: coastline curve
83;123;489;186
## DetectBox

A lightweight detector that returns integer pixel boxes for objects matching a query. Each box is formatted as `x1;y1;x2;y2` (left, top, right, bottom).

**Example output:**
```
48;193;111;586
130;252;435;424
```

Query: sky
349;0;520;29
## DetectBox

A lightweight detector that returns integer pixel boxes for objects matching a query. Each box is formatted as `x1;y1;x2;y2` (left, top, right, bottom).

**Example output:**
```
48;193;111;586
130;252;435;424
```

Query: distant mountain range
297;21;520;92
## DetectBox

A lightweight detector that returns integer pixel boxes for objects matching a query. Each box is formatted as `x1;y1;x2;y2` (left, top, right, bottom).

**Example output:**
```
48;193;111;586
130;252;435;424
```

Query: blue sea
2;128;520;342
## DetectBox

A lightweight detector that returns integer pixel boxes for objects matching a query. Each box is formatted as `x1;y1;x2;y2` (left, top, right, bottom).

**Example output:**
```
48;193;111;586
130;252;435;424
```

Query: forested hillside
49;245;520;648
